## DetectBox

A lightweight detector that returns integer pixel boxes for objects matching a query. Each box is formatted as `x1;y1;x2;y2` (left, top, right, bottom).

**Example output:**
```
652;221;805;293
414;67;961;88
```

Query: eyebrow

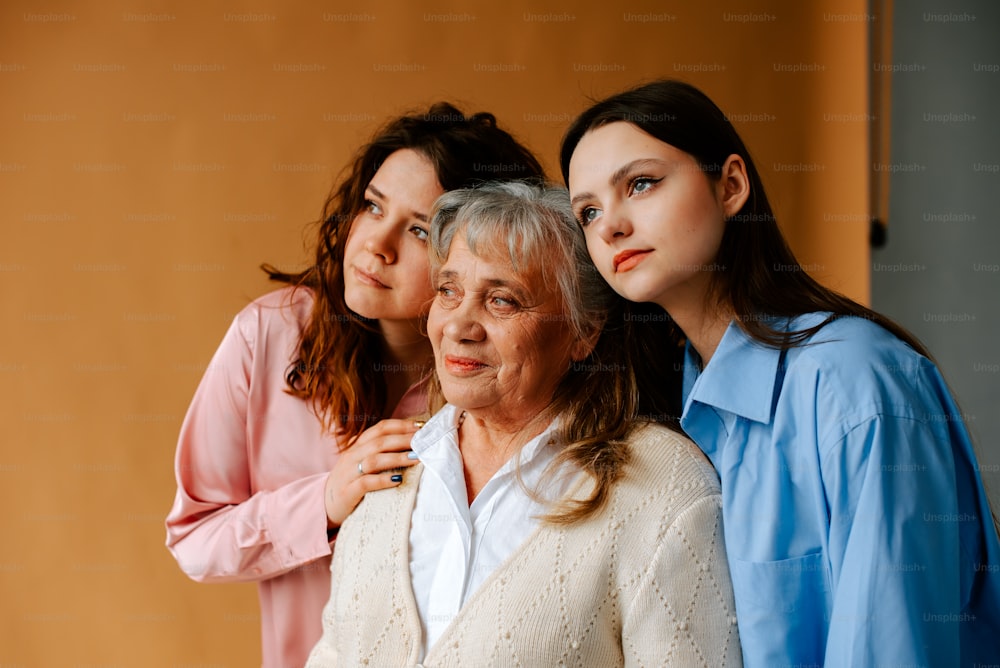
437;269;529;295
569;158;665;207
366;184;430;222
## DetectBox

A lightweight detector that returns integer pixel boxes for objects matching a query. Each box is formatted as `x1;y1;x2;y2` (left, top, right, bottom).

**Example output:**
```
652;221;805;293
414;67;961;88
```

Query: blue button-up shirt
682;313;1000;667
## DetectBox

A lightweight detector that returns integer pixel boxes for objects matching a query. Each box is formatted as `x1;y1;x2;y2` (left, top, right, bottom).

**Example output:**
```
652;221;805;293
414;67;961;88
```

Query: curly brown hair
263;102;544;447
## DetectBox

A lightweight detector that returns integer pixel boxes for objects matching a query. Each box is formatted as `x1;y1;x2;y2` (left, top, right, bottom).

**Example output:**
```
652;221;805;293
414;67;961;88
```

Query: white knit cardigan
306;422;742;667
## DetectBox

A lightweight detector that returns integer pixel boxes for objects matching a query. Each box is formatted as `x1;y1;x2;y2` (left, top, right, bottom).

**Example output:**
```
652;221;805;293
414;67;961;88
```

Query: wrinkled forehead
439;211;548;279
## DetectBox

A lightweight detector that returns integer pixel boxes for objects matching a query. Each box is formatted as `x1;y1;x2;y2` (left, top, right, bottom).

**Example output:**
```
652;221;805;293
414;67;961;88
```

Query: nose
594;204;632;245
364;222;397;264
440;298;486;343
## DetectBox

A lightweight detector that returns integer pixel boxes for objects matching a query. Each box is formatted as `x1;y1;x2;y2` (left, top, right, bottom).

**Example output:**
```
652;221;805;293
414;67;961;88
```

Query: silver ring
357;461;365;476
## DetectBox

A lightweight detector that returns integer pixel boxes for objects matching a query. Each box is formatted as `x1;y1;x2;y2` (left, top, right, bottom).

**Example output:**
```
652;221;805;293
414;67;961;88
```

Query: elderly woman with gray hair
306;181;742;667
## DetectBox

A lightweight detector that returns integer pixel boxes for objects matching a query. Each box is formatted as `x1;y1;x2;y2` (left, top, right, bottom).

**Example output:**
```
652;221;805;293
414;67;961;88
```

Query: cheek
691;207;726;258
507;326;569;375
410;280;435;313
341;221;364;260
667;198;724;256
402;248;433;288
491;331;526;373
585;234;614;278
426;304;446;344
417;270;435;300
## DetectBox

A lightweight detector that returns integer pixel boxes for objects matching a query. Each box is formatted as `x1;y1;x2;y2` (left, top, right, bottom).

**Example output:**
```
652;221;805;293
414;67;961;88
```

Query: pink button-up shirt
165;286;428;668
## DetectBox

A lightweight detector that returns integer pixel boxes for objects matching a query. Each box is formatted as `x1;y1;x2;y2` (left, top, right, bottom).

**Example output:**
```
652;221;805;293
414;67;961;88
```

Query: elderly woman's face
428;233;590;425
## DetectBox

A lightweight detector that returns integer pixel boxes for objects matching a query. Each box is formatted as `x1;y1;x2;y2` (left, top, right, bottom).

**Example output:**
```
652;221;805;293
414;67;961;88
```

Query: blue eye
435;285;460;307
487;293;520;314
630;177;661;195
578;206;601;227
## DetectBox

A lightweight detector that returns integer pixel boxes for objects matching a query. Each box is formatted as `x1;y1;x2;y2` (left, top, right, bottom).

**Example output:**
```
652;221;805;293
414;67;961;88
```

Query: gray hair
428;180;613;342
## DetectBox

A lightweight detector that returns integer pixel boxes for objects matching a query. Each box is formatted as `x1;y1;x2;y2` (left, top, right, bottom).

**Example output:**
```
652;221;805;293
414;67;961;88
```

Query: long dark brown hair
561;78;1000;533
559;79;929;358
263;103;544;446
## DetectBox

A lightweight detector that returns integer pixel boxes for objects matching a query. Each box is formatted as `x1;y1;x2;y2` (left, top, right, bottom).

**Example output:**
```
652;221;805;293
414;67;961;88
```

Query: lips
442;354;488;374
613;249;651;273
353;266;389;289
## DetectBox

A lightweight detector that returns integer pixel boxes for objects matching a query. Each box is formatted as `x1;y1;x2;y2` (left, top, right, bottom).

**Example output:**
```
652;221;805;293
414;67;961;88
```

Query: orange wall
0;0;868;664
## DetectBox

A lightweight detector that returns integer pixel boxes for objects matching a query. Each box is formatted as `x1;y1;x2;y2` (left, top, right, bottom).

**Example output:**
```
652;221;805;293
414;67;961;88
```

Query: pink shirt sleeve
164;287;430;666
164;291;334;582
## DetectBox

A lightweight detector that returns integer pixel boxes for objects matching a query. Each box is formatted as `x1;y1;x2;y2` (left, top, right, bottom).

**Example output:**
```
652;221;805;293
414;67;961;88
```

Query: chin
344;296;384;320
614;284;657;305
441;391;487;412
440;387;473;406
615;276;673;307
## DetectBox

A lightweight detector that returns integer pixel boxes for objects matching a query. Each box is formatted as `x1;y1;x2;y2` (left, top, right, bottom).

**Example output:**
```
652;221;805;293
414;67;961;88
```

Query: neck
657;290;732;367
378;319;433;404
457;406;553;503
460;409;551;455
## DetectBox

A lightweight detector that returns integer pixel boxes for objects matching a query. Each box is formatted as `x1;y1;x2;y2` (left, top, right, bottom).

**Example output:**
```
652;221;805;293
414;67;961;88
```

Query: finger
356;432;419;457
357;452;420;476
327;471;405;526
354;451;418;478
358;418;422;440
355;471;408;495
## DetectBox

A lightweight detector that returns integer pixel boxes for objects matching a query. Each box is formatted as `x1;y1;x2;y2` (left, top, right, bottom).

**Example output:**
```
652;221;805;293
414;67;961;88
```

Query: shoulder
241;285;314;322
618;422;721;514
788;314;934;391
339;466;420;551
233;286;314;347
782;314;950;441
625;422;720;487
792;314;924;369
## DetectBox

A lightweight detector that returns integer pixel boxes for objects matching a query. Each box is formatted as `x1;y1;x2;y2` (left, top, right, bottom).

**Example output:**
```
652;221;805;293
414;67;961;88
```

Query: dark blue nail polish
391;474;403;483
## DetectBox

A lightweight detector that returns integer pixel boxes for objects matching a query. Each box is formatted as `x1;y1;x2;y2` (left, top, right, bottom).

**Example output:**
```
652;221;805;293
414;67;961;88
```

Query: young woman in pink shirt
165;104;543;668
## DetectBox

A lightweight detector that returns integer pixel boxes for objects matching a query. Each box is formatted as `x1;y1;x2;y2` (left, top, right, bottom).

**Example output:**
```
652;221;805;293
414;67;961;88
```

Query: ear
718;154;750;219
569;321;603;363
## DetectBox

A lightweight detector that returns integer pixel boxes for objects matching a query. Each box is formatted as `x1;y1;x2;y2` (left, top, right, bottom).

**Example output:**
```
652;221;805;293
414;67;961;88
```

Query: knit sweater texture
306;422;742;667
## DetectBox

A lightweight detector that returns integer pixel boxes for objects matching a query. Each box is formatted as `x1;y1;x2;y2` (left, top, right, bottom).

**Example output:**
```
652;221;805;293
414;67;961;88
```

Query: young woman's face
343;149;444;325
567;122;731;313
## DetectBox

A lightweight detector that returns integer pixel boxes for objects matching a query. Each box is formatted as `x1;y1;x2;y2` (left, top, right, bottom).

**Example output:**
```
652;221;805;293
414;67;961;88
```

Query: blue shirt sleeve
810;328;1000;666
819;411;962;665
685;317;1000;667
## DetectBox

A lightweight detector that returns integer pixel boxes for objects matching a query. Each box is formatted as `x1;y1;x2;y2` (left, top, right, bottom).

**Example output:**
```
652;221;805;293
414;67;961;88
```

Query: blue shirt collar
682;319;783;425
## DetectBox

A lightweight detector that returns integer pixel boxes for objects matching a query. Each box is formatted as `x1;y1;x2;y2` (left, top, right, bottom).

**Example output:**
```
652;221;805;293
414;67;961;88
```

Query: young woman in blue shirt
561;79;1000;667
